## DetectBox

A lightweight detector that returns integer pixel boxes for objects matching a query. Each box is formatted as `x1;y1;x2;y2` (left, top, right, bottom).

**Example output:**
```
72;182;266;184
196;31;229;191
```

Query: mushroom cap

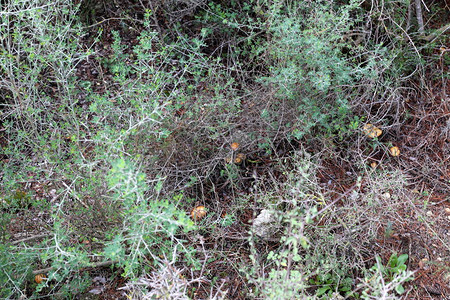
191;205;207;221
236;153;246;160
234;153;246;164
363;124;382;138
35;274;46;284
389;146;400;156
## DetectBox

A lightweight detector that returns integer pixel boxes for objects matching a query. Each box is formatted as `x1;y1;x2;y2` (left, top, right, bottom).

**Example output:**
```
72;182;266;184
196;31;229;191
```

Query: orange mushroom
389;146;400;156
234;153;246;164
363;124;382;139
35;274;46;284
191;205;207;221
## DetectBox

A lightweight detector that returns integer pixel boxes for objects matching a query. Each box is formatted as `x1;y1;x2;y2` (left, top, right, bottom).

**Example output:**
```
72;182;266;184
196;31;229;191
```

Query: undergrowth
0;0;445;298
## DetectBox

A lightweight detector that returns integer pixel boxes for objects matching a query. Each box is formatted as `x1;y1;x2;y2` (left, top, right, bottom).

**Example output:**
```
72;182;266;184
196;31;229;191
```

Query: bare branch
11;234;50;245
420;23;450;42
32;260;118;275
414;0;425;35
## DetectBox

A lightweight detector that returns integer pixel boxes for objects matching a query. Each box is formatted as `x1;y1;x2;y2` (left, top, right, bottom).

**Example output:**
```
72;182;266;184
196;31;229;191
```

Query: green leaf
292;254;302;262
397;264;407;272
299;236;309;249
316;286;330;296
388;253;398;267
397;254;408;265
395;284;405;294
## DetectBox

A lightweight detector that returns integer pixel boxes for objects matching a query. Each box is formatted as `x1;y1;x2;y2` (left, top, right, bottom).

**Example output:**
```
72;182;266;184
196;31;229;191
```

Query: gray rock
252;209;281;240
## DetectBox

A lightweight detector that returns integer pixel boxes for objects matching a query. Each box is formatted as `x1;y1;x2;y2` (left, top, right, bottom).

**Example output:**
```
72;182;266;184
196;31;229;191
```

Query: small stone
426;211;433;217
445;207;450;214
382;192;391;200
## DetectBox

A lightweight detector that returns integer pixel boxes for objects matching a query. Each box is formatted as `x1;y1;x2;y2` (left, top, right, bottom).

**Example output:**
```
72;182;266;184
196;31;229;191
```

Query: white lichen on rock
252;209;281;239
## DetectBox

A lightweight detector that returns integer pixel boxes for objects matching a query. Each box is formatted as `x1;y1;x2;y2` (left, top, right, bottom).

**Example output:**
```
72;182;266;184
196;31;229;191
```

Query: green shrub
0;243;36;299
245;151;352;299
0;0;88;189
257;0;367;138
359;253;414;298
103;158;195;278
0;0;437;298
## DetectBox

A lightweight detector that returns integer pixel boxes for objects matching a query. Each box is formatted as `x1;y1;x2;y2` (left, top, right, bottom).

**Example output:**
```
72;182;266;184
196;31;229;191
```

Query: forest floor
3;0;449;299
